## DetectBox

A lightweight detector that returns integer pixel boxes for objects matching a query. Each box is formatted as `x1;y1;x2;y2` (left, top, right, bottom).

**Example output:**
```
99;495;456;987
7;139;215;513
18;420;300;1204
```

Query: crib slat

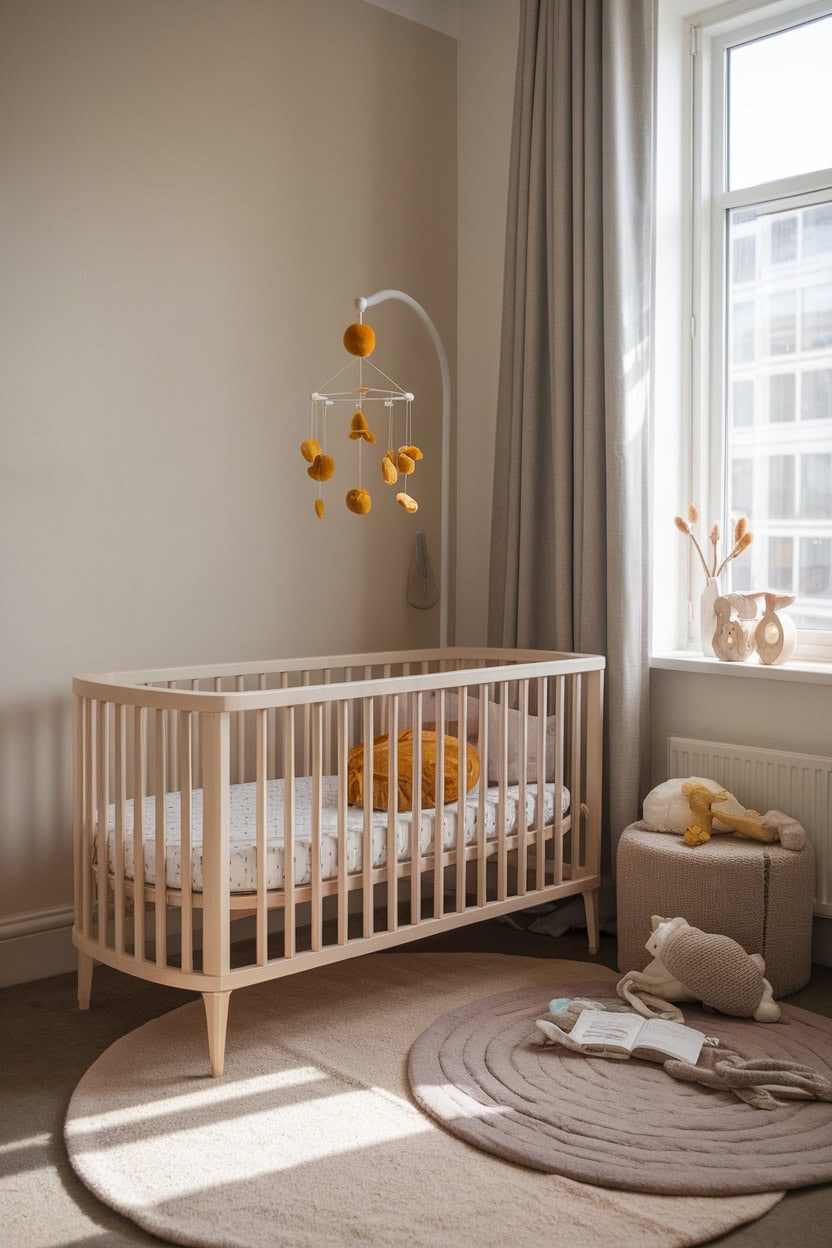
455;688;467;912
584;668;603;878
311;703;323;953
96;701;108;949
496;684;508;902
166;682;179;793
411;692;422;925
553;676;565;886
323;671;332;776
80;699;93;940
571;673;583;873
235;675;245;783
114;704;126;954
154;709;167;967
133;706;146;959
255;708;268;966
180;711;194;973
386;695;399;932
283;708;295;959
517;680;529;896
337;700;349;945
301;670;311;775
476;687;488;906
362;698;374;938
433;689;445;920
201;713;230;978
535;678;546;890
72;696;84;939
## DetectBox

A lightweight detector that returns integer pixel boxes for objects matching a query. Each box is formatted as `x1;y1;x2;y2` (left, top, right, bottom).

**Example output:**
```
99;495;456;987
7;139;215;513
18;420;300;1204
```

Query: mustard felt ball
346;487;372;515
307;453;335;482
381;452;398;484
396;491;418;514
300;438;322;463
343;323;376;357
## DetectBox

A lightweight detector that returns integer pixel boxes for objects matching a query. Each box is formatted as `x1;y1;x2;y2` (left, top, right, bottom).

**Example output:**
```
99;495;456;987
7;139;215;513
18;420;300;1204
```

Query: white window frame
689;0;832;661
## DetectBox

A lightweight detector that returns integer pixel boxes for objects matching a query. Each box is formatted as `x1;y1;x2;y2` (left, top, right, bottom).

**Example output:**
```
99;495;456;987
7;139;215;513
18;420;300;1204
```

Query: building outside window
696;3;832;643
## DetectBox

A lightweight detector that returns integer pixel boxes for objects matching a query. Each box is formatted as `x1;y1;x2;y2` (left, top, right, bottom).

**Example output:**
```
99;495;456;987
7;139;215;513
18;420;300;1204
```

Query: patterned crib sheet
100;779;570;894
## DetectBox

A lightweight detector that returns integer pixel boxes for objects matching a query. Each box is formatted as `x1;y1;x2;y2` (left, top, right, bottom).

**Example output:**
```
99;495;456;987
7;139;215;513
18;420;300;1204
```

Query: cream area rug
65;953;782;1248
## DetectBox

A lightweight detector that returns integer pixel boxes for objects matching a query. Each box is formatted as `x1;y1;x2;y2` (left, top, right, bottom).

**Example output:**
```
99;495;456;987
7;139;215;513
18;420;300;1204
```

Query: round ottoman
616;823;815;997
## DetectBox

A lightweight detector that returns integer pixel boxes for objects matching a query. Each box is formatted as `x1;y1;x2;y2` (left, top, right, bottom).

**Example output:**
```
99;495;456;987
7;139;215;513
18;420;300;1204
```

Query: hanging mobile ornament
305;301;417;517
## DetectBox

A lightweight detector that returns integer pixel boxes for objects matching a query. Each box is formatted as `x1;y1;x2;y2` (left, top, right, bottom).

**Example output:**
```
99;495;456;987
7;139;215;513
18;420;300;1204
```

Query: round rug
64;954;782;1248
408;983;832;1196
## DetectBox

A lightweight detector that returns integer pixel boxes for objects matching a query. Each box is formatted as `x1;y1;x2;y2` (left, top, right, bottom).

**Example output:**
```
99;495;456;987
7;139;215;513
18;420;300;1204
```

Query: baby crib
72;647;604;1075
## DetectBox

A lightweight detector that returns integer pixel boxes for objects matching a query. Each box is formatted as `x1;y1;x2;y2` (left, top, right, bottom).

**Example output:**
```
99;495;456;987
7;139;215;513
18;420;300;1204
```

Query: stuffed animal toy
300;438;322;463
617;915;781;1023
643;776;806;851
396;491;418;513
397;449;416;475
307;453;335;482
382;451;398;484
349;410;376;443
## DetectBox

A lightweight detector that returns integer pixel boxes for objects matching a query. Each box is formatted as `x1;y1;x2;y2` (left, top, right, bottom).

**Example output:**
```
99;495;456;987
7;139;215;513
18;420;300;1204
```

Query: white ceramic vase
699;576;721;656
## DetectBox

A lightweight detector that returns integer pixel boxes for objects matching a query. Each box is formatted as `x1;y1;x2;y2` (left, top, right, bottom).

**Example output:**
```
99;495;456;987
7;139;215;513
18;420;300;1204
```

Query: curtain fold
488;0;656;866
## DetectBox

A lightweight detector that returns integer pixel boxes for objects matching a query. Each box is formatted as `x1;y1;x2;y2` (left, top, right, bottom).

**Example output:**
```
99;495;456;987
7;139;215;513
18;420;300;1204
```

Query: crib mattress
100;778;569;893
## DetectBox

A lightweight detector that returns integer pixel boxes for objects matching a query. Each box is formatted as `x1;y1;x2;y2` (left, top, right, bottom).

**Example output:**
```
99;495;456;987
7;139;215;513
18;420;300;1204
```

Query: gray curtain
488;0;655;867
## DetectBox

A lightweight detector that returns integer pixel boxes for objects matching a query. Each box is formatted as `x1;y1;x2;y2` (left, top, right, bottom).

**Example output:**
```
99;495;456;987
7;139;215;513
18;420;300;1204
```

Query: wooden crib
72;647;604;1076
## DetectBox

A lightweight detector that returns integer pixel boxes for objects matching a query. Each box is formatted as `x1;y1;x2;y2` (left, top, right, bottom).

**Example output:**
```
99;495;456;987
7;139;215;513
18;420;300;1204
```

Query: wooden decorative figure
755;593;797;665
711;593;759;662
303;307;422;519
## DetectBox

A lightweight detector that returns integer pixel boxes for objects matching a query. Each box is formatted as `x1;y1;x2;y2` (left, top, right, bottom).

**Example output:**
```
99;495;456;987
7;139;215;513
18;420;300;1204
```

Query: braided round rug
407;984;832;1196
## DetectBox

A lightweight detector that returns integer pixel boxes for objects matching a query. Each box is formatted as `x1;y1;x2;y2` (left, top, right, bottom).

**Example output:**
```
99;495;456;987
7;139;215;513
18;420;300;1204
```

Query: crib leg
78;952;94;1010
203;990;232;1078
582;888;600;956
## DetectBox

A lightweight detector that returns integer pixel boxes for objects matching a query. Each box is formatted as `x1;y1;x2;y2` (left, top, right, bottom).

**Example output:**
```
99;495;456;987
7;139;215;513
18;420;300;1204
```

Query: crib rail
72;648;604;1019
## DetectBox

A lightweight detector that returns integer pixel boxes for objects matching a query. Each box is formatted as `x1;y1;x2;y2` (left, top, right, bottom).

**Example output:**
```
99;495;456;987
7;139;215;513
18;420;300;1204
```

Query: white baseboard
0;906;76;988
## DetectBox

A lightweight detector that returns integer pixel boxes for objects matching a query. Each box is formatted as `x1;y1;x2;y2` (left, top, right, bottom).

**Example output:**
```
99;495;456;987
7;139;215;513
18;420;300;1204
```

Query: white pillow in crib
398;693;556;784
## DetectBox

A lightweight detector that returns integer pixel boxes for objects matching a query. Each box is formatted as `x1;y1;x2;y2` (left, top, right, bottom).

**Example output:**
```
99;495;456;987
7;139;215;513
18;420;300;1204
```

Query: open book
561;1009;705;1064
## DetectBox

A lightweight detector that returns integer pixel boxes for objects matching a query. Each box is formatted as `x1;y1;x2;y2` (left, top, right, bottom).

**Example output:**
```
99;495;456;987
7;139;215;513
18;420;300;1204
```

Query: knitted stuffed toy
617;915;781;1023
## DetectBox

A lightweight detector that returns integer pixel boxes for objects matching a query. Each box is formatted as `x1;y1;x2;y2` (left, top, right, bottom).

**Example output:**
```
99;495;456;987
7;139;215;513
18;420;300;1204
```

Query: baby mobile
301;308;423;519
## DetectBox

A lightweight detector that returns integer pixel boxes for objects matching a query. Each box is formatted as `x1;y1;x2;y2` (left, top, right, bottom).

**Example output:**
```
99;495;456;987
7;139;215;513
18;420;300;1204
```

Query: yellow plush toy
347;730;480;813
307;453;335;482
349;410;376;444
381;450;398;484
300;438;322;463
396;491;418;513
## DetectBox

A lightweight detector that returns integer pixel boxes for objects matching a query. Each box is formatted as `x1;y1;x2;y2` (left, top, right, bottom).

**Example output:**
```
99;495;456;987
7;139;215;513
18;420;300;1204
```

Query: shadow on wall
0;696;73;919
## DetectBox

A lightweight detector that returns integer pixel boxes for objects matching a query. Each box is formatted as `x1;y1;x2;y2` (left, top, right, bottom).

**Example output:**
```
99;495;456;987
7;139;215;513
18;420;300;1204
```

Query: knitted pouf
616;824;815;997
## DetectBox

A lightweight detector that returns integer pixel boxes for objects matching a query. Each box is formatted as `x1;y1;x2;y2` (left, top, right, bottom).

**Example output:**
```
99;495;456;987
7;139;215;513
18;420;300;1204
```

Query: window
693;2;832;655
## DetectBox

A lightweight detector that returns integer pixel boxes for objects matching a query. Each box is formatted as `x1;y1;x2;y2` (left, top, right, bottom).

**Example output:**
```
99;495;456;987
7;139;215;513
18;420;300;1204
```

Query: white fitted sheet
100;778;570;894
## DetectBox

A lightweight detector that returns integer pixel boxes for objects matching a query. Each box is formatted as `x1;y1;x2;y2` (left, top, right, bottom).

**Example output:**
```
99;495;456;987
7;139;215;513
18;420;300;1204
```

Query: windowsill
650;651;832;685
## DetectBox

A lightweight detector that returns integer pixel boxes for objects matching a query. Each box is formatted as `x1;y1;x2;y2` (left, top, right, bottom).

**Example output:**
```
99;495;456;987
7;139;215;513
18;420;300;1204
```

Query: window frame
690;0;832;661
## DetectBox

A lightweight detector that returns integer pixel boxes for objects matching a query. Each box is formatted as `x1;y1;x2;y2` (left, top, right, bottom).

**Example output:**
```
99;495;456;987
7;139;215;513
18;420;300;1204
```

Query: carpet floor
64;953;782;1247
2;922;832;1247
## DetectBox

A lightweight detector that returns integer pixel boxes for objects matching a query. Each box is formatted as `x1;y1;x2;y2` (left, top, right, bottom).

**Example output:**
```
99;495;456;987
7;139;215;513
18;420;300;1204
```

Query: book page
633;1018;704;1064
568;1010;645;1053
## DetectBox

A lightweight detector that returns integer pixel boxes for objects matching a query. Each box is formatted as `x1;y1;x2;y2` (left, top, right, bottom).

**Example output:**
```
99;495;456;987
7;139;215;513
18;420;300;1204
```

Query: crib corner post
201;712;231;983
77;951;94;1010
203;991;232;1078
582;889;600;955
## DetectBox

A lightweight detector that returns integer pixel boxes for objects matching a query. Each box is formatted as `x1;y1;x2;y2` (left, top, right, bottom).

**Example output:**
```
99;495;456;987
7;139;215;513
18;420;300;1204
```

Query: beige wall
0;0;456;945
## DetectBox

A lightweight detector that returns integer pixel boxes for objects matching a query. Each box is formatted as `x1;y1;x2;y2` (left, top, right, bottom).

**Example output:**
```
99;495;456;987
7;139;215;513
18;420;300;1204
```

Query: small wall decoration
755;592;797;665
303;306;422;520
673;505;754;655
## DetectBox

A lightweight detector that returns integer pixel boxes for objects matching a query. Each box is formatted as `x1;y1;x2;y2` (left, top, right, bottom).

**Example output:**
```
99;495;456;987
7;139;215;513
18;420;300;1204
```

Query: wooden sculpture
755;593;797;665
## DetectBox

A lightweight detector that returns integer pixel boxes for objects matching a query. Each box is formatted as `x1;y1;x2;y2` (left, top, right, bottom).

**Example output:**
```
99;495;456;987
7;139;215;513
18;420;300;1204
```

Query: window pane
799;537;831;596
803;283;832;351
768;536;794;590
725;203;832;634
804;203;832;257
769;454;795;516
769;373;795;422
802;369;832;419
767;291;796;355
732;457;753;513
733;234;756;283
728;16;832;190
802;453;832;518
771;216;797;264
732;301;755;363
732;378;755;426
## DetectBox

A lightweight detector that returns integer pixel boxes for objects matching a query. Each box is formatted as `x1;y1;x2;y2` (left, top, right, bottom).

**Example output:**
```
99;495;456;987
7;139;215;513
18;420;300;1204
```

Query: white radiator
667;736;832;917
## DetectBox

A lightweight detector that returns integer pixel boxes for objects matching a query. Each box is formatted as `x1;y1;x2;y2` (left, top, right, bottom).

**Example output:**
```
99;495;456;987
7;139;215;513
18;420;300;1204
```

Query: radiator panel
667;736;831;917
